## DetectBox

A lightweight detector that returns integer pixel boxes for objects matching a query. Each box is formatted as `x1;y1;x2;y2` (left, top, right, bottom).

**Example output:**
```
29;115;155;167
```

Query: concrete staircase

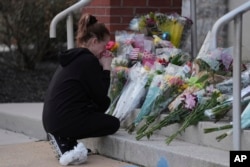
1;103;249;167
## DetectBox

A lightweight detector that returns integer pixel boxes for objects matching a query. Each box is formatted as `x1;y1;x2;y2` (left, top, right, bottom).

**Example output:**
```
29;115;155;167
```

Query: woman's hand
99;50;113;71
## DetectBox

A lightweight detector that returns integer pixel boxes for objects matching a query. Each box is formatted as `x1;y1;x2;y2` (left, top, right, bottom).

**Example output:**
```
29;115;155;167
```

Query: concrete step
0;103;47;140
0;129;38;145
0;103;238;167
121;109;250;151
82;130;229;167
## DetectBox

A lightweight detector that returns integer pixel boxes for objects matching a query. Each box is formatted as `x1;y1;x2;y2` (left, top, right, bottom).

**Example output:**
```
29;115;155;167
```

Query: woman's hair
76;13;110;47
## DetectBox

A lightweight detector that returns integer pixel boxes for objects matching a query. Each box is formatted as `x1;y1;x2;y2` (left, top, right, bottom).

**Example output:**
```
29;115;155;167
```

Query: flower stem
204;124;232;133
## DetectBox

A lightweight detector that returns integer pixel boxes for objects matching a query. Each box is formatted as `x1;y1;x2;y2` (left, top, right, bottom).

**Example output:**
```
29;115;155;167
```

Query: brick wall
83;0;182;39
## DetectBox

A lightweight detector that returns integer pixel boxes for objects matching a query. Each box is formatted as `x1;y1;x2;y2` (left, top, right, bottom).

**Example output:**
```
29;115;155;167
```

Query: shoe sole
47;133;63;159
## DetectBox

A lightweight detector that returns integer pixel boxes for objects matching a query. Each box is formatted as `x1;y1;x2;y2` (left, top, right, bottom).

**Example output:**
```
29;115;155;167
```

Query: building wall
181;0;228;55
83;0;182;39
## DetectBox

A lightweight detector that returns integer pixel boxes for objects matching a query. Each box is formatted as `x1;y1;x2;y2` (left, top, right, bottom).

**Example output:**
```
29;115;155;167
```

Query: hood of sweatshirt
58;48;93;67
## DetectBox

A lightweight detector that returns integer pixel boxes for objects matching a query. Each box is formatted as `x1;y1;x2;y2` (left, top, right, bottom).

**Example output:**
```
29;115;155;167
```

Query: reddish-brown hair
76;13;110;47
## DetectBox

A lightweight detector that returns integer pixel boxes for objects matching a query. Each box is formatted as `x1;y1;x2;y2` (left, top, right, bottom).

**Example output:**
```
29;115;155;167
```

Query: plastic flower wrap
112;62;149;122
126;74;164;133
215;67;250;95
114;31;155;67
107;58;129;115
195;47;234;76
194;31;247;78
141;50;156;70
155;47;191;67
115;31;135;58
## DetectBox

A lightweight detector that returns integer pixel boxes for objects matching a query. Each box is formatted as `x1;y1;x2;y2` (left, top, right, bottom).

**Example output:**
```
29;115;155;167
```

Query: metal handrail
210;1;250;151
49;0;92;49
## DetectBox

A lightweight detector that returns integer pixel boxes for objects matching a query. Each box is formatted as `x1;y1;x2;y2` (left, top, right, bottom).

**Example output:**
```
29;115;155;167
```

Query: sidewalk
0;105;137;167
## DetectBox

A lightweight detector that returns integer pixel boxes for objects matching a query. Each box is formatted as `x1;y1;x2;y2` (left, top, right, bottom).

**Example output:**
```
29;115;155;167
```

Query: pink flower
106;41;115;50
168;76;184;87
106;41;118;53
181;93;197;110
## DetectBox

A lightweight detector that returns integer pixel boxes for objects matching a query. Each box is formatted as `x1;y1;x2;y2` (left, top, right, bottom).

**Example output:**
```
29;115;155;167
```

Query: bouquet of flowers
112;62;149;121
194;31;247;78
106;56;129;115
204;85;250;122
129;12;192;49
195;47;233;75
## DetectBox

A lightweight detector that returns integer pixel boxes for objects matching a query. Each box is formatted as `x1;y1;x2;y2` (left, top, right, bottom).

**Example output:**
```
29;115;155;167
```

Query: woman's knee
109;116;120;134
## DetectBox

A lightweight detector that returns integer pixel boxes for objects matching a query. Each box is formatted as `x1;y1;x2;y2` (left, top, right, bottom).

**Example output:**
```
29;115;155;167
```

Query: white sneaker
59;142;88;166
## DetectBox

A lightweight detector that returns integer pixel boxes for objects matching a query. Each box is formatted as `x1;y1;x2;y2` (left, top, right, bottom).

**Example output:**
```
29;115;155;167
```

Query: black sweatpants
52;112;120;140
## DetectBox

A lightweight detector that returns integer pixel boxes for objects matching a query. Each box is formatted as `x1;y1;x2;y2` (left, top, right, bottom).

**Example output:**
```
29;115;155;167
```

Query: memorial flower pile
104;12;250;145
135;73;212;142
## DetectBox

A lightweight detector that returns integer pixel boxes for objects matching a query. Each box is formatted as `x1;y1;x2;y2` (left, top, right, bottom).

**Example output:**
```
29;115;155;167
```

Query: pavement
0;104;137;167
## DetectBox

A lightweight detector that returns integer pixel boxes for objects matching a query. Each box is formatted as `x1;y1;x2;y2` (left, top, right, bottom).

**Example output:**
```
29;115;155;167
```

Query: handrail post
233;14;243;151
67;14;74;49
190;0;197;59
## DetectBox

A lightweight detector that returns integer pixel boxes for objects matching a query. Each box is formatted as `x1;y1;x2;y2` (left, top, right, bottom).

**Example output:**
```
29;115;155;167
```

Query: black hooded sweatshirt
42;48;111;133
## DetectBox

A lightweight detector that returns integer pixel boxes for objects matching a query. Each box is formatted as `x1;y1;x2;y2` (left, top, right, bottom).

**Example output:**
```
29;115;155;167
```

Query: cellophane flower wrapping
195;46;233;75
132;74;164;126
241;100;250;129
115;30;135;59
215;67;250;95
112;62;149;122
